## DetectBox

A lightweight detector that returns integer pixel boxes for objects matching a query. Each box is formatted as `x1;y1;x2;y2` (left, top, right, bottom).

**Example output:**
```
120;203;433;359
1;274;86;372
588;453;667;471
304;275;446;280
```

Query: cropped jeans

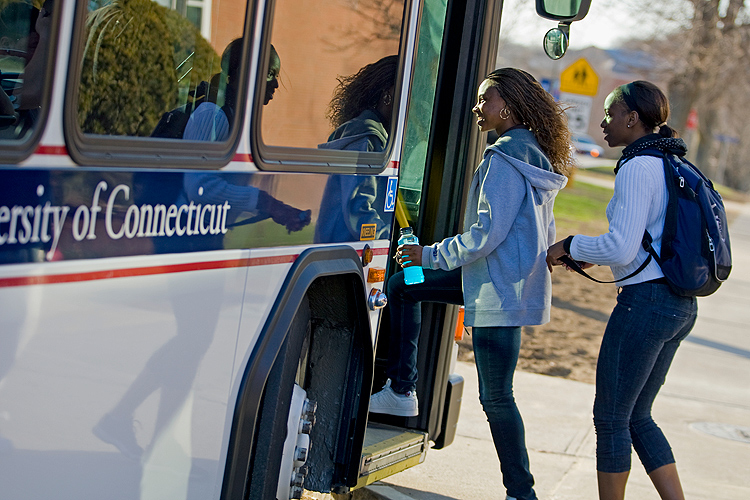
386;268;537;500
594;281;697;474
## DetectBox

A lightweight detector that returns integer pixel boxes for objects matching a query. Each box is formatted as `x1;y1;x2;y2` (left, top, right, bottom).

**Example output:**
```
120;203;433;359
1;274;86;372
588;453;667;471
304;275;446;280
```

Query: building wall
205;0;402;150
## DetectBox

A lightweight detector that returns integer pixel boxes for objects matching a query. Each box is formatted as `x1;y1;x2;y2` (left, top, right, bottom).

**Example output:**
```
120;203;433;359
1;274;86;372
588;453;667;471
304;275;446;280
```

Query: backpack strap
560;232;654;284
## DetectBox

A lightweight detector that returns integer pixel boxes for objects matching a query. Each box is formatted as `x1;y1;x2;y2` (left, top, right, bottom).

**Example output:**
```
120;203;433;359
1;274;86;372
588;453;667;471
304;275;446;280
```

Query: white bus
0;0;590;498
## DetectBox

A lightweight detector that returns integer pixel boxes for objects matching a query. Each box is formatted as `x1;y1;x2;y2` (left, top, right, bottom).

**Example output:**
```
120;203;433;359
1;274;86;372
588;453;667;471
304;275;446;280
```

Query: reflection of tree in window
326;0;404;51
77;0;218;136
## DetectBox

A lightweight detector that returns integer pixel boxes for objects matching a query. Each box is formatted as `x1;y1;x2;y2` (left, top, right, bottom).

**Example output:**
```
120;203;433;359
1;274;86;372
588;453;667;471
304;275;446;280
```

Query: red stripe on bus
28;148;395;171
0;254;298;288
232;153;254;163
35;145;68;155
356;247;390;256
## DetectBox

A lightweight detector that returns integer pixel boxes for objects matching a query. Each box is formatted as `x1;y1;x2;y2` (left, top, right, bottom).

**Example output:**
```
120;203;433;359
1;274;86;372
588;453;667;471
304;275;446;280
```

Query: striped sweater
569;154;667;285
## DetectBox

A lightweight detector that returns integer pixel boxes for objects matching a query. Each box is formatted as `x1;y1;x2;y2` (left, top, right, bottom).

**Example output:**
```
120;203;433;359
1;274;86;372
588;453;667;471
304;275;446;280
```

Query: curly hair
326;55;399;129
485;68;574;176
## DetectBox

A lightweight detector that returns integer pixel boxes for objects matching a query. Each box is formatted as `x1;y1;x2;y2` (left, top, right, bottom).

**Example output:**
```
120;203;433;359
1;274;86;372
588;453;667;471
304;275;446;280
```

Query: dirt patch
457;263;617;385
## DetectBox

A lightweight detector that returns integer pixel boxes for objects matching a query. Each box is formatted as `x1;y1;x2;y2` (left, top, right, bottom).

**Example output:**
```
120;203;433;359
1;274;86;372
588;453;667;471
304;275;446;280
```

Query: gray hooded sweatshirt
421;128;568;327
315;110;389;242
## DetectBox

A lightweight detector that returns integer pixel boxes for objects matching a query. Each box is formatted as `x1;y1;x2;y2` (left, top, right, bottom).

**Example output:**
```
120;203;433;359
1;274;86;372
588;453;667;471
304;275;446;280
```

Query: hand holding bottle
396;244;422;267
397;227;425;285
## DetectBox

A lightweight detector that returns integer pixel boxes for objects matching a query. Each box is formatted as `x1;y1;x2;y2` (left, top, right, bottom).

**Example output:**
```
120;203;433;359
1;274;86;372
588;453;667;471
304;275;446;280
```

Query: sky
500;0;658;50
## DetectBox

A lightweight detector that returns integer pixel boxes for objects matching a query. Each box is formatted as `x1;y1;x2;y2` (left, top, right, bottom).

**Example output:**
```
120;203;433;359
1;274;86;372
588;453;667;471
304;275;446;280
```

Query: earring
499;107;511;120
383;93;392;106
627;124;631;128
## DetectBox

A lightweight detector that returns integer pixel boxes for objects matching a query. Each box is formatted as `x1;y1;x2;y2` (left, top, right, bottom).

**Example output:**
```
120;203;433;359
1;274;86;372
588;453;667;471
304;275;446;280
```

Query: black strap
561;232;658;284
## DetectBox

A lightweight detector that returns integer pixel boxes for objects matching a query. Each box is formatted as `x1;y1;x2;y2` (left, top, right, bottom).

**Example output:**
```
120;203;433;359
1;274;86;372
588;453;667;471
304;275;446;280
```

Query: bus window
399;0;448;227
0;0;55;151
255;0;405;167
73;0;247;144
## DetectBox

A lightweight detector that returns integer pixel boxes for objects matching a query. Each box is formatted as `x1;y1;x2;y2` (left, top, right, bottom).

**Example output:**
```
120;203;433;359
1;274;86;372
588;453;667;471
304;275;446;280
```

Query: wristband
563;235;574;255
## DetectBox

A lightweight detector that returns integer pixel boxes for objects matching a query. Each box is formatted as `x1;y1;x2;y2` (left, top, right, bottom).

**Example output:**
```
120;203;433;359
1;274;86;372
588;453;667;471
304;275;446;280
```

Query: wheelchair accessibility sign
384;176;398;212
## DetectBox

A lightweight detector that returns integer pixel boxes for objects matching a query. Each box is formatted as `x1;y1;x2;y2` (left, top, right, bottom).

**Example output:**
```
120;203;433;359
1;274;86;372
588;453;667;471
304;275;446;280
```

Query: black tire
246;297;311;500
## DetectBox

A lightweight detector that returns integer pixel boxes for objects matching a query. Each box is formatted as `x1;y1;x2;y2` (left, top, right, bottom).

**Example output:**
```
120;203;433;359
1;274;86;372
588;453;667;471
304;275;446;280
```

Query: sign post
559;58;598;135
560;92;593;135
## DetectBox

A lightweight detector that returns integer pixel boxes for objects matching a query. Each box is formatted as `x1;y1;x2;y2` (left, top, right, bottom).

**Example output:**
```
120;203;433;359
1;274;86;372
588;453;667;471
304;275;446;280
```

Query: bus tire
246;296;311;500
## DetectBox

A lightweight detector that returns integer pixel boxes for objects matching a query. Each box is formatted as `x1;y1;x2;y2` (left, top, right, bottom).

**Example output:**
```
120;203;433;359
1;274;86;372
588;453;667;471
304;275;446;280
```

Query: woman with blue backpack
547;81;697;500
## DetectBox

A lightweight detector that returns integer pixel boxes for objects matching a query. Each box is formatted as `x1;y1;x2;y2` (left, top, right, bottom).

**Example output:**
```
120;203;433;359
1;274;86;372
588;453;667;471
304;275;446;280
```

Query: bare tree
663;0;749;179
621;0;750;186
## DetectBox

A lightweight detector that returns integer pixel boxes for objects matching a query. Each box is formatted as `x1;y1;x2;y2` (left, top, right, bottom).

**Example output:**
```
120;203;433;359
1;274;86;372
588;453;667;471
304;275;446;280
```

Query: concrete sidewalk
366;203;750;498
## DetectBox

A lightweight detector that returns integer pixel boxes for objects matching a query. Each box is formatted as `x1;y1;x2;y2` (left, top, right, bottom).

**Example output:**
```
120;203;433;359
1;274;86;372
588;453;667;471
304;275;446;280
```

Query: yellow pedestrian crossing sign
560;58;598;96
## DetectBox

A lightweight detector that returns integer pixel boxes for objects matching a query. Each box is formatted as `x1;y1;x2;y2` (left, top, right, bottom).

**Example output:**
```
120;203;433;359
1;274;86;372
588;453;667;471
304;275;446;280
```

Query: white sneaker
369;379;418;417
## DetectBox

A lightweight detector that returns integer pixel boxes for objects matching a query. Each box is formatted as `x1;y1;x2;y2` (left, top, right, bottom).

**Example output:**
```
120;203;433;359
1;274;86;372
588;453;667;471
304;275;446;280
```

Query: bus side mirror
535;0;592;21
543;23;569;60
537;0;591;60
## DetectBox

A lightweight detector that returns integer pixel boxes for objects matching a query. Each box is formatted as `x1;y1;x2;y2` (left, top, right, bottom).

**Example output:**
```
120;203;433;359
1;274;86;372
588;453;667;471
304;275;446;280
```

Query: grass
714;183;748;204
224;218;316;249
555;181;612;223
579;166;616;177
553;178;614;239
581;166;748;203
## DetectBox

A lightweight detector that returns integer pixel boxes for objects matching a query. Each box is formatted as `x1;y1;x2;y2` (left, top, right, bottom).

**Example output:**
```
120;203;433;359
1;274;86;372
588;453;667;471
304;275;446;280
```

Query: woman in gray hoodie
370;68;573;500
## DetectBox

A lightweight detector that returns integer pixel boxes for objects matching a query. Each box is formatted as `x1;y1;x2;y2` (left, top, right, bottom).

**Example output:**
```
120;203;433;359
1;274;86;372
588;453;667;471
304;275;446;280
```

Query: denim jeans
386;268;537;500
473;326;537;500
386;268;463;393
594;281;697;474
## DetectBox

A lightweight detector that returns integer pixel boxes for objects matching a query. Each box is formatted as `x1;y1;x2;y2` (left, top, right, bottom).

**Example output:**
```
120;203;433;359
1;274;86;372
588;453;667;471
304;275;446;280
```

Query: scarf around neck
615;134;688;174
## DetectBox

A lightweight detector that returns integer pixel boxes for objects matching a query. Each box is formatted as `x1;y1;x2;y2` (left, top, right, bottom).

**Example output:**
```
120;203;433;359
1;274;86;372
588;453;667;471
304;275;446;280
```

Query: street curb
355;484;413;500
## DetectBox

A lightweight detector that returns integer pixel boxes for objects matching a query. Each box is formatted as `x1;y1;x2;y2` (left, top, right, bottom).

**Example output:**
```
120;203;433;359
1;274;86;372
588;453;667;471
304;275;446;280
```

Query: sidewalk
367;199;750;498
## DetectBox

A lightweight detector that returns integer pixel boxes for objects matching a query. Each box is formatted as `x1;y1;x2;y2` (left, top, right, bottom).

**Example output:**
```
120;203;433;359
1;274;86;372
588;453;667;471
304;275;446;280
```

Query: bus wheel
277;384;316;499
246;298;312;499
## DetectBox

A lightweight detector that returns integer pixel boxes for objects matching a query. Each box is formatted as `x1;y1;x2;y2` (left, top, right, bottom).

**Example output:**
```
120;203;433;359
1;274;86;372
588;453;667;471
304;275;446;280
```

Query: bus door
357;0;504;487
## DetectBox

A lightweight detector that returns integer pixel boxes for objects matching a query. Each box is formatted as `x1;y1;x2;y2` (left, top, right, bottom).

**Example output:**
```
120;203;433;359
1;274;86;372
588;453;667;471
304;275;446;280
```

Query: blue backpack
563;150;732;297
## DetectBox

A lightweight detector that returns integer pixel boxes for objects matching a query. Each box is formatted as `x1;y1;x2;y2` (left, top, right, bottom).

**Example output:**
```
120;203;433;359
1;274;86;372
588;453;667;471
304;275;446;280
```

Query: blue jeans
386;268;463;394
594;281;697;474
386;268;537;500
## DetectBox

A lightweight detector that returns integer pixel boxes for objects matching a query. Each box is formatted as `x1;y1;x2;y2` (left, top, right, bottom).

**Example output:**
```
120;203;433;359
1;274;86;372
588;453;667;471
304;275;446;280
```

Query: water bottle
398;227;425;285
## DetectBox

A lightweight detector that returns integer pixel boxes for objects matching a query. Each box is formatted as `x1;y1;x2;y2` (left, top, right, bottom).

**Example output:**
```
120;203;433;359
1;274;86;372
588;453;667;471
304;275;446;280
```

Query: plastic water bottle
398;227;425;285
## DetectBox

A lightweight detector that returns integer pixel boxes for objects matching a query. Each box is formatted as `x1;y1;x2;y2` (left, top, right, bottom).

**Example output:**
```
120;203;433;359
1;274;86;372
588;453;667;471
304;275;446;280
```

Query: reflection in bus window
0;0;53;142
181;38;242;142
75;0;245;139
314;56;398;243
260;0;404;151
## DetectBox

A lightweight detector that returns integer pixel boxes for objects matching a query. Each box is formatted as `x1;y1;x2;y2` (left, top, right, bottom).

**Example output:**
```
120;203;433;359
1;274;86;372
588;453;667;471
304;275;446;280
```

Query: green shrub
78;0;219;136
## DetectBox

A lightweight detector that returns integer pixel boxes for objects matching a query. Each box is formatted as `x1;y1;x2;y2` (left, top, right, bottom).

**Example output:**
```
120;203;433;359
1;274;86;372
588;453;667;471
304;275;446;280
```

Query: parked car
572;133;605;157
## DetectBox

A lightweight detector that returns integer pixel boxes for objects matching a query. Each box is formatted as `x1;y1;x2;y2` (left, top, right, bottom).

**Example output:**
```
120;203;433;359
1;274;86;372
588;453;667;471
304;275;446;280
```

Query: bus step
355;422;428;489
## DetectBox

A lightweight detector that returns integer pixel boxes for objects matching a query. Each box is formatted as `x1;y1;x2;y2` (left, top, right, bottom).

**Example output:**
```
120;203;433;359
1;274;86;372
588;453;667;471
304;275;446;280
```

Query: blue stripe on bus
0;169;395;264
